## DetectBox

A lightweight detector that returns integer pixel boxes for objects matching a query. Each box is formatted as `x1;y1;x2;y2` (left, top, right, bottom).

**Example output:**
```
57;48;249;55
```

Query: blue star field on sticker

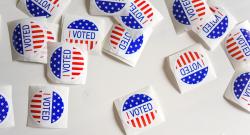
240;28;250;45
126;35;144;54
50;47;62;79
12;24;24;55
26;0;52;18
121;13;143;29
234;72;250;99
51;91;64;123
207;16;229;39
181;67;208;84
172;0;190;25
95;0;126;14
123;94;152;111
0;95;9;123
68;19;98;31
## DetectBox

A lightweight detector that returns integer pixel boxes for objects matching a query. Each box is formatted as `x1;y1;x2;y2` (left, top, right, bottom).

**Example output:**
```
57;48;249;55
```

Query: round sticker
26;0;60;18
233;72;250;107
30;91;64;124
65;19;99;51
195;6;229;39
50;46;86;81
175;51;209;84
0;94;9;124
172;0;207;25
120;0;154;29
95;0;126;14
109;24;144;54
12;21;46;56
122;94;157;128
225;28;250;62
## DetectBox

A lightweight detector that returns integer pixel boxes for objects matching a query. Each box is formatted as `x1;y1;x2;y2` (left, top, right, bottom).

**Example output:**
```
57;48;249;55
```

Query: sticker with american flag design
193;6;229;39
0;85;15;128
175;50;208;85
0;94;9;124
232;72;250;111
109;24;143;54
47;43;88;84
62;18;100;51
94;0;128;14
122;94;157;128
115;0;162;38
28;85;69;128
169;45;217;93
17;0;71;22
172;0;212;26
104;24;151;67
9;18;48;63
114;86;165;135
224;23;250;62
29;90;64;124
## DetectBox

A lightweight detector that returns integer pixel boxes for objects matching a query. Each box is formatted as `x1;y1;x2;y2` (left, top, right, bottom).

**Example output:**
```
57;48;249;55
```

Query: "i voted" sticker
122;94;157;128
29;90;64;124
64;19;99;51
195;6;229;39
48;44;88;84
110;24;143;54
175;51;208;85
12;21;46;57
0;95;9;124
233;72;250;108
25;0;61;18
95;0;127;14
120;0;154;29
225;28;250;62
172;0;208;25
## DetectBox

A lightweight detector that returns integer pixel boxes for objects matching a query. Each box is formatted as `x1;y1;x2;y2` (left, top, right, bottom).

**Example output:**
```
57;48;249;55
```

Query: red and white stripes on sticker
66;32;97;51
29;22;46;52
47;30;55;42
69;47;85;80
191;0;206;18
30;91;50;123
110;25;125;48
126;110;157;128
134;0;154;21
176;51;204;69
48;0;60;13
226;33;246;61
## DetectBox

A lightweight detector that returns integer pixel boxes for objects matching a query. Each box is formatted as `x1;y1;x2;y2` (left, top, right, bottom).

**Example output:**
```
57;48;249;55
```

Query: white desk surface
0;0;250;135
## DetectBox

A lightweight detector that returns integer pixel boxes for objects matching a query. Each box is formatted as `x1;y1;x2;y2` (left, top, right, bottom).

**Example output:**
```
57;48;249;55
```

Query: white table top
0;0;250;135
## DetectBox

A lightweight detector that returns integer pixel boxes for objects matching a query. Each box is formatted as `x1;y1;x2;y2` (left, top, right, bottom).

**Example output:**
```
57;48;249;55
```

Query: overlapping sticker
172;0;212;26
121;94;157;128
115;0;162;38
104;24;151;67
95;0;127;14
47;43;88;84
63;19;99;51
9;18;47;63
0;94;9;124
17;0;71;22
175;51;208;85
232;72;250;110
109;24;143;54
225;26;250;62
194;6;229;39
